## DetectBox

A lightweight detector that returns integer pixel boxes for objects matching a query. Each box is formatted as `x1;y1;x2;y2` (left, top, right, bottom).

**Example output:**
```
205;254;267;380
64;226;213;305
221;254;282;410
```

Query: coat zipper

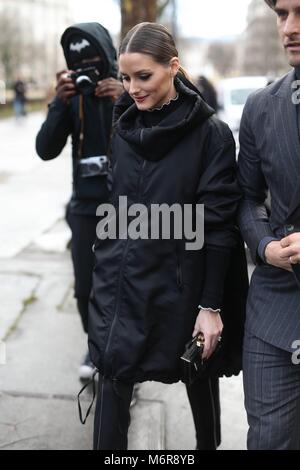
103;142;147;376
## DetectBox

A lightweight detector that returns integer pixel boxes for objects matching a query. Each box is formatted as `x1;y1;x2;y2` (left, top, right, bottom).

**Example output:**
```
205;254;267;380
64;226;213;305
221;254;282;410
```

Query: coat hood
113;75;215;161
61;22;117;78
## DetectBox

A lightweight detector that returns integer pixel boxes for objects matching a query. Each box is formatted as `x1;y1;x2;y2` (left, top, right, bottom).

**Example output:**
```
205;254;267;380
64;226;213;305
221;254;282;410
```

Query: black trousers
93;376;220;450
66;211;98;334
186;377;221;450
93;377;133;450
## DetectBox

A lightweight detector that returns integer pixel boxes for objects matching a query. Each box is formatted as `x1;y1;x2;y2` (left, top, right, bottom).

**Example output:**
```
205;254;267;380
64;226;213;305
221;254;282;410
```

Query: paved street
0;113;71;258
0;112;248;450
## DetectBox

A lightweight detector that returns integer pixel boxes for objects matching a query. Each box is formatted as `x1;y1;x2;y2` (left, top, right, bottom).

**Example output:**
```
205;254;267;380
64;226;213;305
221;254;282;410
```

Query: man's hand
55;70;76;104
95;78;123;101
265;240;293;271
280;233;300;265
192;309;223;360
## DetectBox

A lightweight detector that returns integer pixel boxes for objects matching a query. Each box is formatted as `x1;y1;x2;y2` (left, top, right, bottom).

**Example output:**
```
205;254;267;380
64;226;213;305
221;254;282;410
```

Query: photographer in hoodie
36;23;123;381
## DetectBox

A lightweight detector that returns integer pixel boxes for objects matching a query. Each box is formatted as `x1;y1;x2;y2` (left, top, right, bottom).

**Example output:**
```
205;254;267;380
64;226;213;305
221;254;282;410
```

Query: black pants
94;376;133;450
93;376;220;450
66;211;98;334
186;377;221;450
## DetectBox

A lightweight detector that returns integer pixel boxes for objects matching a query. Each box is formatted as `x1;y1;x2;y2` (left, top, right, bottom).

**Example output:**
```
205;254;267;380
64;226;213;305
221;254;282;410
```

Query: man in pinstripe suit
238;0;300;450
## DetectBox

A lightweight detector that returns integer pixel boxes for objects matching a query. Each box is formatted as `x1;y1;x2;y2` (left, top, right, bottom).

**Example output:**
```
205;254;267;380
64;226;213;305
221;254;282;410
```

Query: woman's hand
192;309;223;360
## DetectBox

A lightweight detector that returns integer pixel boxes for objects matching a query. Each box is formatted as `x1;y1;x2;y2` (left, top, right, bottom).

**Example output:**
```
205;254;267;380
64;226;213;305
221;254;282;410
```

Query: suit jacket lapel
272;70;300;221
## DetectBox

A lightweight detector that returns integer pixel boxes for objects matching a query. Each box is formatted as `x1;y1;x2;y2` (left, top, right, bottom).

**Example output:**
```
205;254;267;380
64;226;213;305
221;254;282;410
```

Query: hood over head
61;22;117;78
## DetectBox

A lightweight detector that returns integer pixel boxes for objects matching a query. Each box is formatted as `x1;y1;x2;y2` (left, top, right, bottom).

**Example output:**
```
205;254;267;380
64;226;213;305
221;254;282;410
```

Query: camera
69;66;101;95
78;155;109;178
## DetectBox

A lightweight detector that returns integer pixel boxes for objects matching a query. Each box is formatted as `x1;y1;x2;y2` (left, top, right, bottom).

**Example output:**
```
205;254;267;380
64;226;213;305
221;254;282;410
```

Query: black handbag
180;334;222;385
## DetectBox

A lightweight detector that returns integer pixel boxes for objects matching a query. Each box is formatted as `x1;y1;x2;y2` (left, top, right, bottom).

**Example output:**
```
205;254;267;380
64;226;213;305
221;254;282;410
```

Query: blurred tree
120;0;171;39
0;11;44;86
206;42;237;77
0;12;22;83
241;0;287;76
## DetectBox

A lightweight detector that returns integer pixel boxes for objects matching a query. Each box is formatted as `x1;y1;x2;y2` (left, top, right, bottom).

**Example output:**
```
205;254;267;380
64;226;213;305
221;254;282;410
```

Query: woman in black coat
87;22;246;450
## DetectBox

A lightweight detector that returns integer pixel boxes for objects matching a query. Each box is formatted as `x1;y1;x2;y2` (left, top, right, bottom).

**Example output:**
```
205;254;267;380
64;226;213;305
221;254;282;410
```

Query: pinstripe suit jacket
238;69;300;353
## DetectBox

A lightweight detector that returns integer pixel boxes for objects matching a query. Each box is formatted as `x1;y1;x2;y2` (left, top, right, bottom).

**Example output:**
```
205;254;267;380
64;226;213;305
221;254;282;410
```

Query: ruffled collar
146;93;179;112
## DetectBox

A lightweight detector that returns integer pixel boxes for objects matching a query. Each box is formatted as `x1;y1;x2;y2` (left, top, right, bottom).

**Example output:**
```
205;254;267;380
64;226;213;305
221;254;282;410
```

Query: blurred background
0;0;290;119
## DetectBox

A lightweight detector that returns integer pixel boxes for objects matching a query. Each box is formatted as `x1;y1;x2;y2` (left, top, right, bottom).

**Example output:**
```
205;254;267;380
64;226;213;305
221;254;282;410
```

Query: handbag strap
77;369;98;425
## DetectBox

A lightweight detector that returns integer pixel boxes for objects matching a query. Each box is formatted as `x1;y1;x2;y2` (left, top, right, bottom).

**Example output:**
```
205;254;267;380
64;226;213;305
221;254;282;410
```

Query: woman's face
119;52;179;110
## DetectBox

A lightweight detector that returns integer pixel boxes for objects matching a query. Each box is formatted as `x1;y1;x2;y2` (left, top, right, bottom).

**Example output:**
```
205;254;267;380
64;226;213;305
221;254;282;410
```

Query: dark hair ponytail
119;22;189;78
264;0;277;9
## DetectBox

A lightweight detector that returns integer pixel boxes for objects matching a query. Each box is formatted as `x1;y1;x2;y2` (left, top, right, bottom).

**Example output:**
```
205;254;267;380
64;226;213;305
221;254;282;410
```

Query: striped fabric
238;70;300;353
238;70;300;449
243;330;300;450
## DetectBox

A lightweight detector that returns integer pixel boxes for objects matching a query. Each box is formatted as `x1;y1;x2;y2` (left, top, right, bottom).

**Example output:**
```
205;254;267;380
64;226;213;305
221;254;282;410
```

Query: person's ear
169;57;180;78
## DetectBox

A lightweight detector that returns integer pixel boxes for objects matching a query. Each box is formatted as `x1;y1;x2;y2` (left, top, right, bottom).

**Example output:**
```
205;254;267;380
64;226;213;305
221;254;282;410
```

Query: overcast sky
71;0;252;39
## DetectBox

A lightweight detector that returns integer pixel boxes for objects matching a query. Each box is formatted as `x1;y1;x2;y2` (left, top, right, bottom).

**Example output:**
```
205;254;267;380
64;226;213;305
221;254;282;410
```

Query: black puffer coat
88;77;245;384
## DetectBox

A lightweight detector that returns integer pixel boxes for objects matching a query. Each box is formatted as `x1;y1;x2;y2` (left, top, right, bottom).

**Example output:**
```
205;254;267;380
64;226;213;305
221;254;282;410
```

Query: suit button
286;224;295;232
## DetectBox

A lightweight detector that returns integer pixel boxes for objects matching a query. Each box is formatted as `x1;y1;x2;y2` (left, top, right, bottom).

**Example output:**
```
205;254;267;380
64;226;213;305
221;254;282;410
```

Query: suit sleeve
237;94;276;264
35;96;73;160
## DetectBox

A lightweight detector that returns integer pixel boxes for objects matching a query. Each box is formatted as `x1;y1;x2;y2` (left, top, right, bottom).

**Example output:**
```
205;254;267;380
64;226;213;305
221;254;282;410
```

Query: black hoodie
36;23;118;216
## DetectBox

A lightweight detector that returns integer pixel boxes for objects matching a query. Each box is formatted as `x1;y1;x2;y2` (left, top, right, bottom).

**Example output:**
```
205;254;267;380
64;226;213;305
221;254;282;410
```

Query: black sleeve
196;119;241;309
199;245;231;310
35;96;73;160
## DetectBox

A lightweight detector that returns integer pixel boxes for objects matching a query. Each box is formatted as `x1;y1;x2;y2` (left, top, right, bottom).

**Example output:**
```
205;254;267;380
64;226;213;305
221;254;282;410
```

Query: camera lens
76;75;94;95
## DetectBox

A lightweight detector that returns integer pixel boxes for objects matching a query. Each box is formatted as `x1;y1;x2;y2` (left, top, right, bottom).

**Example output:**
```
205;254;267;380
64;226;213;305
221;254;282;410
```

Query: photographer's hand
95;78;124;101
192;309;223;360
55;70;76;104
